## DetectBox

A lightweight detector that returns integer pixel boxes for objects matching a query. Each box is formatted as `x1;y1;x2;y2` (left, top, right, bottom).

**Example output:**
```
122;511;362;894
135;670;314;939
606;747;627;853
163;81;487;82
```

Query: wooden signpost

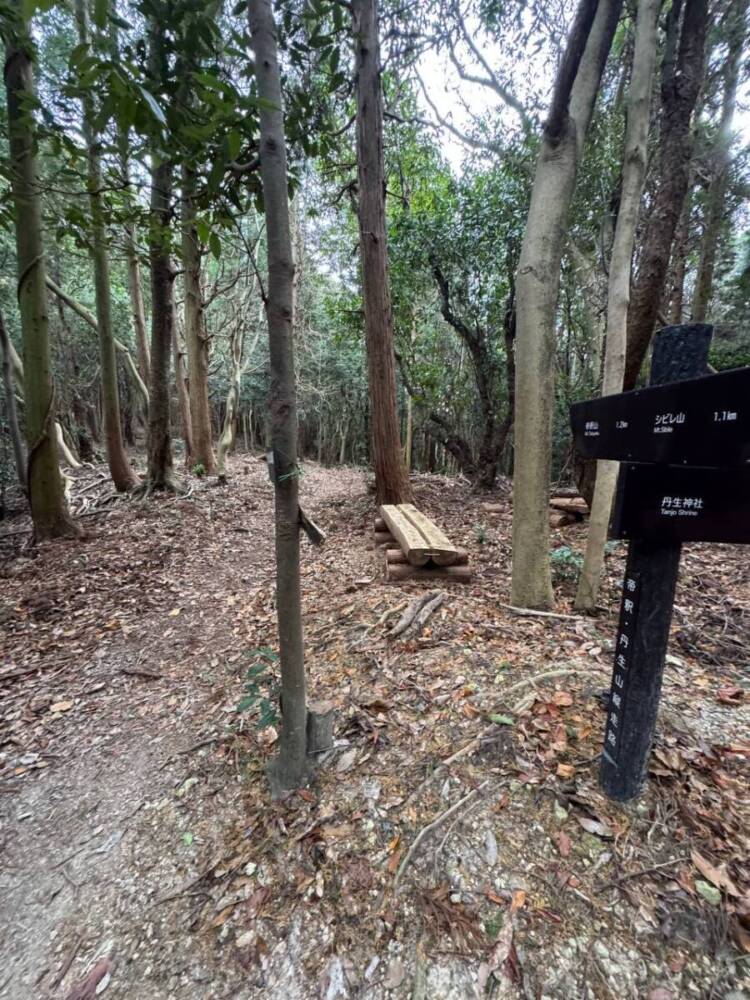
570;324;750;801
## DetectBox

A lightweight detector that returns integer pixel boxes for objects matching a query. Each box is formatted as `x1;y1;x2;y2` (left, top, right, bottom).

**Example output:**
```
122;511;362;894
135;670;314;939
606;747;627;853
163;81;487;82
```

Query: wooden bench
378;503;459;566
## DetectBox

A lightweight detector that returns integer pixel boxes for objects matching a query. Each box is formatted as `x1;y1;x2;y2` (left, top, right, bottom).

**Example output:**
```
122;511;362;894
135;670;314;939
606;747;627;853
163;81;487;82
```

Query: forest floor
0;455;748;1000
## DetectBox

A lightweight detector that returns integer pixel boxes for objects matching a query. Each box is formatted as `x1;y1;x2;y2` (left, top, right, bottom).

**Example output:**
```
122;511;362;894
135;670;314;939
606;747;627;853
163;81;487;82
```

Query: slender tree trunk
667;188;692;323
623;0;709;388
249;0;309;794
4;22;78;538
575;0;660;611
125;218;151;385
0;307;26;488
182;164;216;473
75;0;137;492
45;275;149;411
172;317;194;466
691;0;746;322
217;325;244;482
511;0;621;608
352;0;411;506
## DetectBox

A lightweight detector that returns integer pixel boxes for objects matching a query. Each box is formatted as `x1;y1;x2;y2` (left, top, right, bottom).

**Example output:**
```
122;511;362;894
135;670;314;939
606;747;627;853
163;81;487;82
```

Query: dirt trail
1;458;748;999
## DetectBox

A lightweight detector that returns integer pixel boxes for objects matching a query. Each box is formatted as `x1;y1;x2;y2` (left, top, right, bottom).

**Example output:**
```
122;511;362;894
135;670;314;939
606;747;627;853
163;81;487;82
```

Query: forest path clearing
1;457;748;999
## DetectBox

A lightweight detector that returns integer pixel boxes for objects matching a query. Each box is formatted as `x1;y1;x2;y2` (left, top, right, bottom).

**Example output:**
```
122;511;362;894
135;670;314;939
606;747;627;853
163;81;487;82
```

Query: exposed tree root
131;475;188;500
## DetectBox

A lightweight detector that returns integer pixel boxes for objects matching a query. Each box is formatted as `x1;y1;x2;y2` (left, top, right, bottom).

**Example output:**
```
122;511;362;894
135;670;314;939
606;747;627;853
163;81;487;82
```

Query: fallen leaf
489;713;514;726
384;959;406;990
557;832;572;858
576;815;613;839
690;850;739;897
336;748;357;773
717;686;745;705
556;763;575;779
510;889;526;913
50;700;73;713
551;691;573;706
695;880;721;906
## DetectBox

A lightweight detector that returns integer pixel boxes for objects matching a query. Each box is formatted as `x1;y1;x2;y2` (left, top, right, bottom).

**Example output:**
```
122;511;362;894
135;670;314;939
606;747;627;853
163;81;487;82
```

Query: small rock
484;830;498;867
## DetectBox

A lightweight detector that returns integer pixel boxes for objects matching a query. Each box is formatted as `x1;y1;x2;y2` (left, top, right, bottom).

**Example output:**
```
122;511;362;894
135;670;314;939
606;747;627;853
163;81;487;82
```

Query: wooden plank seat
379;503;458;567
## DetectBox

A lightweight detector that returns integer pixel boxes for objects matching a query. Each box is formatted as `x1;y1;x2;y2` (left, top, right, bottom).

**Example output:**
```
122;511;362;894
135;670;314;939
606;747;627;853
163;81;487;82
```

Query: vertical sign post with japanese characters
598;324;713;801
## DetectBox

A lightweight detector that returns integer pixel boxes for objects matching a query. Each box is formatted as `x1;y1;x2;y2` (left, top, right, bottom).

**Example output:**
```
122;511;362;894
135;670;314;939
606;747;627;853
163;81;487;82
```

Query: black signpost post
570;324;750;801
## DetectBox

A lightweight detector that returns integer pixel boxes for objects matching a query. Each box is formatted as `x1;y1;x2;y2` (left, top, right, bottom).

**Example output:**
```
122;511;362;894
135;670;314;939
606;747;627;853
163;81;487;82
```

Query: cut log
379;503;458;566
386;563;472;583
550;512;577;529
549;496;588;516
374;530;396;546
374;516;387;532
386;547;468;566
306;700;335;757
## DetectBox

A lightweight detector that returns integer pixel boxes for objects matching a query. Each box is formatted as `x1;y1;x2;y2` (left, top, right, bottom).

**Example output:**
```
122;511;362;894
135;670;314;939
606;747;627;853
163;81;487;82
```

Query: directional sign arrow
570;365;750;467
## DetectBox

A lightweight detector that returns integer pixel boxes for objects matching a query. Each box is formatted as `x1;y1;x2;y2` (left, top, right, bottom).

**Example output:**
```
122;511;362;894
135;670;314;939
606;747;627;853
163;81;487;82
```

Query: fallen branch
596;856;687;893
395;780;489;890
120;664;163;681
389;591;444;638
497;602;583;621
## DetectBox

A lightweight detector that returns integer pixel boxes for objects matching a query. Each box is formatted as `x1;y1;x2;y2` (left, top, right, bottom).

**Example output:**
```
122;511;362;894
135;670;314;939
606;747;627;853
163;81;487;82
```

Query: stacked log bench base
375;504;472;583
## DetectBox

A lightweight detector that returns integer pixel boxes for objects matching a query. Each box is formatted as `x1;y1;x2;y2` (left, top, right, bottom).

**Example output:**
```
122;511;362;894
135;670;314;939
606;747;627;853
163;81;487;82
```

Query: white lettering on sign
653;411;686;434
616;419;628;429
585;420;600;437
660;495;704;518
605;573;640;763
713;410;738;422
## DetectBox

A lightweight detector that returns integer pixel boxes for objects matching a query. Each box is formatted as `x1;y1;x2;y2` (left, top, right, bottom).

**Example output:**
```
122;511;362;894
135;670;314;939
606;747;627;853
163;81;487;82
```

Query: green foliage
550;545;583;583
191;462;206;478
237;647;279;730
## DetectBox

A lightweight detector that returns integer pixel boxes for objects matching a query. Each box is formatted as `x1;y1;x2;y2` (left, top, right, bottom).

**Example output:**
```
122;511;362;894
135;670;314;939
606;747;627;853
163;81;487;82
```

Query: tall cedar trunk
0;307;26;488
353;0;411;506
4;25;78;538
249;0;309;794
575;0;660;611
145;16;174;489
75;0;137;492
623;0;708;388
511;0;621;608
147;154;175;487
182;164;216;473
691;0;746;322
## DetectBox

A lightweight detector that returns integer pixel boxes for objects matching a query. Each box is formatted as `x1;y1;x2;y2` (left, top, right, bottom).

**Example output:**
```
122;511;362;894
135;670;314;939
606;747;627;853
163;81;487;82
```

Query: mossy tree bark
249;0;309;794
4;16;78;538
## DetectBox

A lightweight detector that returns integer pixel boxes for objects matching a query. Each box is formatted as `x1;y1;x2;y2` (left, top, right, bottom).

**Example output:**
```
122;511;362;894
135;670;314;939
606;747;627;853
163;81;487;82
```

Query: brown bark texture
353;0;411;506
623;0;709;389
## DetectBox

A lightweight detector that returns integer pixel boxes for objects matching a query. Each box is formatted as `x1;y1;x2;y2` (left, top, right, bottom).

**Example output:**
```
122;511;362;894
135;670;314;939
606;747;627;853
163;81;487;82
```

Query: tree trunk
511;0;621;608
172;317;194;466
146;153;175;488
4;21;78;538
575;0;660;611
217;325;244;482
249;0;309;795
0;306;26;488
125;219;150;386
182;163;216;473
623;0;708;389
75;0;137;492
667;187;692;323
690;0;746;322
353;0;411;506
144;18;175;490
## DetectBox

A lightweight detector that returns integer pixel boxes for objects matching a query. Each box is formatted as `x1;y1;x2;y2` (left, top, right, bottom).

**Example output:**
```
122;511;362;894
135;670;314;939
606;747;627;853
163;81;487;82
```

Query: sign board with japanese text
569;325;749;801
570;365;750;468
611;466;750;544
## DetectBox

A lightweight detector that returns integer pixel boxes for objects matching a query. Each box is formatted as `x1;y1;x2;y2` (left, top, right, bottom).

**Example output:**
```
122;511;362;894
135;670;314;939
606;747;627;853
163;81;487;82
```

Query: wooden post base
385;562;472;583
